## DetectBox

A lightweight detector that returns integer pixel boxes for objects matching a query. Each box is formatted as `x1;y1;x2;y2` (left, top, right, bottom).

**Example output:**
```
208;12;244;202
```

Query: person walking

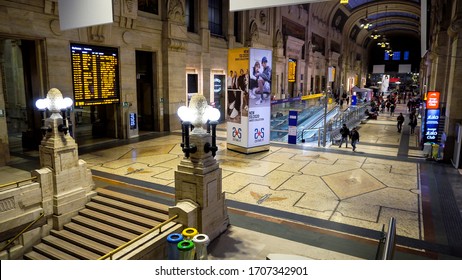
350;127;360;152
397;113;404;132
390;102;396;116
409;115;417;134
338;123;350;148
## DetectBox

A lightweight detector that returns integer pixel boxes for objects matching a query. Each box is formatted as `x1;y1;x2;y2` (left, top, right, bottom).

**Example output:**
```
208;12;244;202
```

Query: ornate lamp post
170;94;228;242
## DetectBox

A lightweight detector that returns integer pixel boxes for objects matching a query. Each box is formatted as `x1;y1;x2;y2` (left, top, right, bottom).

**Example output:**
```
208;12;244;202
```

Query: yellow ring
182;227;198;239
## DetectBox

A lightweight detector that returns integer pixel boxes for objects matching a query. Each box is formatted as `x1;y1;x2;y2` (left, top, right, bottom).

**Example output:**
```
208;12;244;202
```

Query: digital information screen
70;43;120;106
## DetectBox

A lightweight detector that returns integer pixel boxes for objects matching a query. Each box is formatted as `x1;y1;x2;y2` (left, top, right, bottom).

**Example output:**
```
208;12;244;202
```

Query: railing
98;214;179;260
382;217;397;260
375;217;397;260
0;211;45;252
0;176;37;190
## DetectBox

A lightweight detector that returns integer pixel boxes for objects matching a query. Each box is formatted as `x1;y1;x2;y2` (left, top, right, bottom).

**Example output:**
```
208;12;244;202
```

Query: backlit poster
227;48;272;153
248;48;271;148
227;48;248;148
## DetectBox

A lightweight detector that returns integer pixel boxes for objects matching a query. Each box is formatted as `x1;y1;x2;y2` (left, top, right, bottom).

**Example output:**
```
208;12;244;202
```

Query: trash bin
192;234;210;260
177;240;195;260
431;143;439;160
166;233;183;260
182;227;198;240
423;142;432;157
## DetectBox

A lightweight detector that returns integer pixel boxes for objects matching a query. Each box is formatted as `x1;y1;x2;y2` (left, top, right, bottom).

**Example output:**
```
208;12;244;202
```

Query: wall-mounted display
70;43;120;106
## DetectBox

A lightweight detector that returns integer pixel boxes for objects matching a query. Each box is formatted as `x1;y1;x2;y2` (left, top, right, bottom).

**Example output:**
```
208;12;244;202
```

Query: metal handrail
0;176;37;189
0;211;45;252
381;217;397;260
98;214;179;260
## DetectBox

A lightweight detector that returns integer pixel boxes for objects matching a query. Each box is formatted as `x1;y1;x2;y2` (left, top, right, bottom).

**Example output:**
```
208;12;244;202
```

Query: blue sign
129;113;137;129
288;110;298;144
351;95;357;106
424;109;439;142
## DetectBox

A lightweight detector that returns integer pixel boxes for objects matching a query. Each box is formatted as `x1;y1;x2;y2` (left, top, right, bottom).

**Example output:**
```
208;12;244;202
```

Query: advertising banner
227;48;272;152
426;91;440;109
424;109;440;143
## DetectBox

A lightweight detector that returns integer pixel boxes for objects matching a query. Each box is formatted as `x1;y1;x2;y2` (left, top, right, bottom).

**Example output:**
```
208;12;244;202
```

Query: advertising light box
227;48;272;153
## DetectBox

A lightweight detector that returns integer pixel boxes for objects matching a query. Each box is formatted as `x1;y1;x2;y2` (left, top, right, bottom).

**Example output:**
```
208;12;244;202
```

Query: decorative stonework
168;38;186;51
167;0;185;23
88;25;105;42
448;17;462;38
248;20;259;45
0;197;15;212
44;0;58;15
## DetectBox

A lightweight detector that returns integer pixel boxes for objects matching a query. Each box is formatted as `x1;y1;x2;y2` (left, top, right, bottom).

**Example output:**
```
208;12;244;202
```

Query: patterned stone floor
81;104;426;240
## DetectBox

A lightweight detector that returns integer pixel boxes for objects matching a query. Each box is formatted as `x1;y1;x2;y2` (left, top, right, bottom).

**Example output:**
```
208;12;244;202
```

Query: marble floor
4;103;462;259
80;103;425;241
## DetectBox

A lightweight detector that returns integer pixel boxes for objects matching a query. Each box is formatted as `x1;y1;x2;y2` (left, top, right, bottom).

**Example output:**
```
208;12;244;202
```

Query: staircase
23;188;181;260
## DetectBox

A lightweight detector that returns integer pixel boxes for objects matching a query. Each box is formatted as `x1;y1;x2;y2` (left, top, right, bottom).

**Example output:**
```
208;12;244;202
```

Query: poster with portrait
247;48;271;148
227;48;272;152
227;48;249;148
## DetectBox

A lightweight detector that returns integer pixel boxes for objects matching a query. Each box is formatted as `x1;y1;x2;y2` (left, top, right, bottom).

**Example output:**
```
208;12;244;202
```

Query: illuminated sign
424;109;440;142
288;110;297;144
288;59;296;82
129;113;137;130
328;66;335;82
70;43;120;106
426;91;440;109
340;0;349;4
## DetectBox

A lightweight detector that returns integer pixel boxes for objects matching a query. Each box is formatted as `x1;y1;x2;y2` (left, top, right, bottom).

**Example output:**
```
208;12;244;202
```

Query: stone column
163;0;188;131
170;95;229;242
442;14;462;161
36;88;95;230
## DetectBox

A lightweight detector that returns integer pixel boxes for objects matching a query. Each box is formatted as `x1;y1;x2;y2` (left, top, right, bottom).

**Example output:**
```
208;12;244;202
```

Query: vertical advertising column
423;91;440;143
227;48;248;151
227;48;272;153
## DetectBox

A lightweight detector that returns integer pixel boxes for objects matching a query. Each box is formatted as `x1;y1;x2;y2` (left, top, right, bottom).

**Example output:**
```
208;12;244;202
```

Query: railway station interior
1;0;462;261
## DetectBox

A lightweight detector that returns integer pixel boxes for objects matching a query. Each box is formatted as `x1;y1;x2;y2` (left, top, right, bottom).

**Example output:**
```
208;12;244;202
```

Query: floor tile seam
270;142;425;164
228;205;382;243
228;200;451;255
329;204;383;224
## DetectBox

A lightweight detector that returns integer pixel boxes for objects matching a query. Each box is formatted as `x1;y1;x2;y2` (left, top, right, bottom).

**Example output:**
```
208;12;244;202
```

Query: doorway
0;38;45;154
136;51;158;132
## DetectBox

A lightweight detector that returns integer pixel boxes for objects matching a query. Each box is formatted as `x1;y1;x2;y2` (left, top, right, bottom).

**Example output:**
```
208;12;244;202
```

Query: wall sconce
35;88;73;135
177;100;221;158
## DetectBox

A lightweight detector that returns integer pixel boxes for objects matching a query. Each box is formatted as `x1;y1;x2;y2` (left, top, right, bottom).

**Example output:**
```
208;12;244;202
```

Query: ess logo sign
232;127;242;140
254;128;265;140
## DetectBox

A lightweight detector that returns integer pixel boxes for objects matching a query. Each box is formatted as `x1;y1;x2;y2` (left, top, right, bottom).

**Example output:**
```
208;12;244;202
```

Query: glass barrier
270;96;368;146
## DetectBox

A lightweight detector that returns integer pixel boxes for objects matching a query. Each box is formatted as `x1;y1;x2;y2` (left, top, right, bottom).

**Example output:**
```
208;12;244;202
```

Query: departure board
70;43;120;106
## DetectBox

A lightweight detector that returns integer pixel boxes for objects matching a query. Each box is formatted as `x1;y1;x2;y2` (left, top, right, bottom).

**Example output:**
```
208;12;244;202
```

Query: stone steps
23;187;178;260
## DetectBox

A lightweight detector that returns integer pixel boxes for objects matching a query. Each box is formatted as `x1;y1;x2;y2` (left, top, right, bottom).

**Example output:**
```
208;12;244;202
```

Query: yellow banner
340;0;348;4
301;93;324;100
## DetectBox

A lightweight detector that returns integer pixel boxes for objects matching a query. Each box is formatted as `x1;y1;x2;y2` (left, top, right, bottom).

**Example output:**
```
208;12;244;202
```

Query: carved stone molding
168;38;186;51
167;0;185;23
123;0;138;19
448;17;462;38
50;19;61;36
87;25;105;43
274;29;283;49
44;0;58;15
247;20;259;45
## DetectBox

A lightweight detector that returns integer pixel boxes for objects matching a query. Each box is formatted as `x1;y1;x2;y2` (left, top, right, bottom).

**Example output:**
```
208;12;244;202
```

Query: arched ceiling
336;0;421;47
